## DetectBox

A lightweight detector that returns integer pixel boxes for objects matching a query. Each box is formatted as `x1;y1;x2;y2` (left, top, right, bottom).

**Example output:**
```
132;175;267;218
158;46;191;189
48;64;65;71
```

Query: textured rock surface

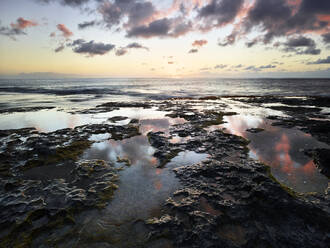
147;159;330;248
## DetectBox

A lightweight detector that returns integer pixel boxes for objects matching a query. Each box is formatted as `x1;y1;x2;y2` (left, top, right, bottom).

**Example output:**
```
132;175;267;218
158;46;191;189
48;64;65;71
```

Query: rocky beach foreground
0;96;329;248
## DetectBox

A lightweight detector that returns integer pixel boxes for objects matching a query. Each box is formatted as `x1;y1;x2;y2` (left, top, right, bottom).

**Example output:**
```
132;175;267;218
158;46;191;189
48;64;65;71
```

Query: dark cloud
0;18;38;39
55;44;65;52
126;18;171;38
214;64;227;69
322;33;330;44
71;39;115;56
99;0;156;29
218;32;237;46
285;36;315;47
308;56;330;64
115;48;128;56
233;64;243;68
126;42;149;50
99;0;193;38
246;38;259;48
220;0;330;47
198;0;244;30
282;36;321;55
188;49;198;53
245;64;277;71
37;0;90;7
259;64;276;69
115;42;149;56
126;17;192;38
78;20;96;29
245;66;261;72
0;25;26;39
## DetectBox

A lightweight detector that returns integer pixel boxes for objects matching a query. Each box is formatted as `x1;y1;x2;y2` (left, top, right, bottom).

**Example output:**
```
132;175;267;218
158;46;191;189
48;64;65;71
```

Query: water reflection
79;131;209;246
0;109;102;132
209;115;329;193
0;107;186;134
83;136;209;222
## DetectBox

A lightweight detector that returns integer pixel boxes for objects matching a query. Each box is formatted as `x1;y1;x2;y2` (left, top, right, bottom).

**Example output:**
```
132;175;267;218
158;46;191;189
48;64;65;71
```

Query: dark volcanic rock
306;149;330;178
108;116;128;122
246;128;264;133
77;101;152;114
0;160;118;247
0;106;55;114
147;159;330;248
148;131;182;168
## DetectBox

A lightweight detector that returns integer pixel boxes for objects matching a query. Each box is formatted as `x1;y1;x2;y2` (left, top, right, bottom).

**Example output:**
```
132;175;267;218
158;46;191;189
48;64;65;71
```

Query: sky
0;0;330;78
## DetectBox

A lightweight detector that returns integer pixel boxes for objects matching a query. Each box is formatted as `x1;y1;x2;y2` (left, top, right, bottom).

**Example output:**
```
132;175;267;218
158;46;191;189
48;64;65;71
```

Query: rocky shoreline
0;96;329;247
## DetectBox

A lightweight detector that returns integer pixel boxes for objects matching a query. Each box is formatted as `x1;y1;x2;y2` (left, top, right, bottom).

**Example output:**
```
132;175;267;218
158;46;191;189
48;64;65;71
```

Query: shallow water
210;114;329;193
79;133;208;247
0;109;101;132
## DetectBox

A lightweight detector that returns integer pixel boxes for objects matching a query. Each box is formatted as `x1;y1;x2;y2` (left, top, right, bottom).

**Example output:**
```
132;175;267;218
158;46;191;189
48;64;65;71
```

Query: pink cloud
10;18;38;29
56;24;73;38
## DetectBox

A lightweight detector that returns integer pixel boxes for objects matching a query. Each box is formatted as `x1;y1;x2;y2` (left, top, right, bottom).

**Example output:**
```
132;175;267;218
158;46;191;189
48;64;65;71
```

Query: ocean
1;78;330;110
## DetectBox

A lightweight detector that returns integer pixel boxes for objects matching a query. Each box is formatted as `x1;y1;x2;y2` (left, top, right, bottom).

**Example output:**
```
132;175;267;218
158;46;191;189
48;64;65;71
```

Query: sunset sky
0;0;330;78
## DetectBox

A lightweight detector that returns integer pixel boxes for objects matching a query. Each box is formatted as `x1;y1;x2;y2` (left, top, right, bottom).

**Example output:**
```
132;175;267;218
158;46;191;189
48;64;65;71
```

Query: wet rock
147;159;330;248
267;105;322;114
77;101;152;114
0;106;55;114
0;160;119;247
129;118;139;124
108;116;128;123
246;128;264;133
306;149;330;178
148;132;182;168
235;96;330;108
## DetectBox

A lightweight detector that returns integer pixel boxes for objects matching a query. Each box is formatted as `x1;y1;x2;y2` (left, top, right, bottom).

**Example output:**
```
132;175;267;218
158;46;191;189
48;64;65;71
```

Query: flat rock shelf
0;96;329;248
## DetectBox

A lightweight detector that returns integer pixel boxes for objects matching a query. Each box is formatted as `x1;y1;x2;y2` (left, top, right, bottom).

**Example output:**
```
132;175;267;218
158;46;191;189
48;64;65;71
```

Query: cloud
168;61;174;64
57;24;73;38
259;64;276;69
99;0;156;29
188;49;198;53
246;38;259;48
0;25;26;39
99;0;195;39
198;0;244;30
115;42;149;56
37;0;90;7
0;18;38;39
200;67;212;71
55;44;65;52
126;17;192;38
126;42;149;50
322;33;330;43
11;18;38;29
308;56;330;64
71;39;115;56
219;0;330;47
50;32;56;37
233;64;244;68
245;64;277;71
282;36;321;55
115;48;128;56
35;0;330;53
192;39;208;47
78;20;96;29
214;64;227;69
